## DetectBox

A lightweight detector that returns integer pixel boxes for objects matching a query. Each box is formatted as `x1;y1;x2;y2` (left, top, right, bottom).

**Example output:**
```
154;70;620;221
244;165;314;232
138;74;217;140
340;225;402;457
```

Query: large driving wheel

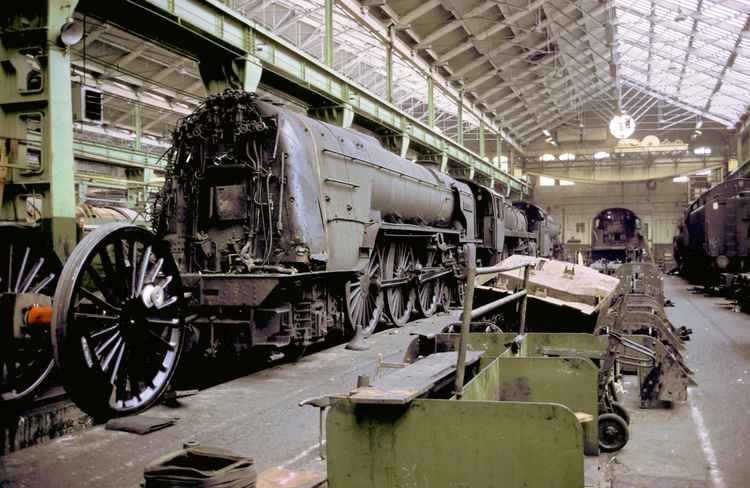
345;246;384;337
384;241;416;327
53;223;185;418
416;252;441;318
0;226;61;403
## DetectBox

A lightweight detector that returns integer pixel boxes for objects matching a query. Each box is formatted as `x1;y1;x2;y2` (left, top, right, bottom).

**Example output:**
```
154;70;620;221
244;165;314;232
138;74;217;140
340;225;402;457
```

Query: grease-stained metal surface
408;332;601;455
326;398;584;488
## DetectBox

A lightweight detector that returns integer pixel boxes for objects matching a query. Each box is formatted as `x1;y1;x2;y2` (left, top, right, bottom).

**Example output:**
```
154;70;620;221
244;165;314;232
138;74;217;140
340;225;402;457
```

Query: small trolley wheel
611;401;630;425
345;246;384;338
52;223;185;418
383;241;416;327
0;226;61;403
598;413;629;452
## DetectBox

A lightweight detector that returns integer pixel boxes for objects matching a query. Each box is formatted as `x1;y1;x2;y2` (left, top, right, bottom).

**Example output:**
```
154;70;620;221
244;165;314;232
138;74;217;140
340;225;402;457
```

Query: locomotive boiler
674;178;750;284
48;90;557;418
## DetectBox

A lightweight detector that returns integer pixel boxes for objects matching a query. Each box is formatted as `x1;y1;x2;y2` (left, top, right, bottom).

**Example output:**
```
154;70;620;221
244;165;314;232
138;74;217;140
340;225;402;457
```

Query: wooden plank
574;412;594;424
349;351;482;405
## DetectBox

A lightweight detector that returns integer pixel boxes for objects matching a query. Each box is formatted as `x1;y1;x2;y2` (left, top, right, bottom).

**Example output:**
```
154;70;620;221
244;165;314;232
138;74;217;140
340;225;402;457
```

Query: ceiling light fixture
59;19;84;47
609;113;636;139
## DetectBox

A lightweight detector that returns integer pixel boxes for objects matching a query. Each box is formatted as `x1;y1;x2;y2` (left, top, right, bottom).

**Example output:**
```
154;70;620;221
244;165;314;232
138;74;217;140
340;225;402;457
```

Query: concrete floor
657;276;750;487
0;314;457;487
0;276;747;487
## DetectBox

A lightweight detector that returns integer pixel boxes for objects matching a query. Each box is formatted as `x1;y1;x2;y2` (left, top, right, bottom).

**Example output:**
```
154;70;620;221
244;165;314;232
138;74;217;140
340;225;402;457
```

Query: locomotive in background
591;208;647;262
673;177;750;309
590;207;648;274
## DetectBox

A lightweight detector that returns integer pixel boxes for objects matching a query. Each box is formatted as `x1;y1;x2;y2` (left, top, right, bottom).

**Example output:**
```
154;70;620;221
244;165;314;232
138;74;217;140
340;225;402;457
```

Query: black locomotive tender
673;177;750;304
50;90;560;417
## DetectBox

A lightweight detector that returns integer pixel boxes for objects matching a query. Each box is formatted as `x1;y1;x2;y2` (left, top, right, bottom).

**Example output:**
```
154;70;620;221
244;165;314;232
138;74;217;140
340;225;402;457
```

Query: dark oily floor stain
612;473;707;487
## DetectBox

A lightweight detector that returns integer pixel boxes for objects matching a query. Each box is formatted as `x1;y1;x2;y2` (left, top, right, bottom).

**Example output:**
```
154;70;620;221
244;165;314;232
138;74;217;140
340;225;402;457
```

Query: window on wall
576;223;585;233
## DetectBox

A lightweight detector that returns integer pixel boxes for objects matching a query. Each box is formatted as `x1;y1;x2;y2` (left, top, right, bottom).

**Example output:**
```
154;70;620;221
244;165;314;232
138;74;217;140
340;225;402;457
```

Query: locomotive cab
461;180;506;264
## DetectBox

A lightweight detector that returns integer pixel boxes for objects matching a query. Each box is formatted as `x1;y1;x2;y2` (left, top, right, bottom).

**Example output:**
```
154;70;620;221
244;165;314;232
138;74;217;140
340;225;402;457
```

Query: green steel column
45;0;80;258
427;74;434;128
479;119;485;159
324;0;334;68
133;101;142;151
199;54;262;94
496;134;502;168
386;26;394;103
508;150;515;176
457;89;463;145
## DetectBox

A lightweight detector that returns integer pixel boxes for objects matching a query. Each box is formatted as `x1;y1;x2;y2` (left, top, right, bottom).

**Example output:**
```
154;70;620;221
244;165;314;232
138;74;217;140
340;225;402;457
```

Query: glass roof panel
614;0;750;124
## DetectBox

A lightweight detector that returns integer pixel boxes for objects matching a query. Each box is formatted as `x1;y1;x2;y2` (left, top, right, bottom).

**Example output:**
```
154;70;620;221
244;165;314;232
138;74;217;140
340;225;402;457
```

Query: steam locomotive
29;90;560;416
591;207;647;262
673;178;750;287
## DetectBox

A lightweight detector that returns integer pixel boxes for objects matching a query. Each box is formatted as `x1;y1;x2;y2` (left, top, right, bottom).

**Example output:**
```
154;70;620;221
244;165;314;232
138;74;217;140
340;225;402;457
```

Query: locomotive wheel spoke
0;227;60;403
145;329;176;352
384;242;416;327
146;316;181;328
90;324;120;339
78;288;120;314
345;246;384;337
55;224;185;418
87;265;116;306
416;252;441;318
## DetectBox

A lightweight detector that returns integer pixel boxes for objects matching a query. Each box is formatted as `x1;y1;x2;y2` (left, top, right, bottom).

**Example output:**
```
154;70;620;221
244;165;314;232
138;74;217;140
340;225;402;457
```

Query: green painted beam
427;74;434;128
26;133;167;171
83;0;528;194
324;0;333;67
479;119;485;159
457;89;464;146
385;27;393;103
